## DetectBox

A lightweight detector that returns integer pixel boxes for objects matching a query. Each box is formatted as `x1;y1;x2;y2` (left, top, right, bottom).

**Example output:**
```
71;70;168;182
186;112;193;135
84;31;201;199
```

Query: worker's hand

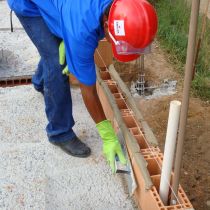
59;41;70;76
96;120;126;173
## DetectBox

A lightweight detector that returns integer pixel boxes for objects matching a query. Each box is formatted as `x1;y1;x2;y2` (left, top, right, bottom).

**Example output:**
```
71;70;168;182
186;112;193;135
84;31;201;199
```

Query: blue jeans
16;15;76;143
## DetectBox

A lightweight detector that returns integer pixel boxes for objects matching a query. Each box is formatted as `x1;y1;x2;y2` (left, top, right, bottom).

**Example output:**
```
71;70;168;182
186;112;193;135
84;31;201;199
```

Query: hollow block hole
122;115;137;128
143;155;149;159
151;175;185;208
7;80;13;85
141;149;151;155
0;81;6;85
100;71;111;80
121;109;132;117
113;93;123;99
14;80;20;85
108;84;119;94
116;99;128;110
130;127;140;135
167;205;183;210
100;67;107;71
134;135;148;149
147;159;161;176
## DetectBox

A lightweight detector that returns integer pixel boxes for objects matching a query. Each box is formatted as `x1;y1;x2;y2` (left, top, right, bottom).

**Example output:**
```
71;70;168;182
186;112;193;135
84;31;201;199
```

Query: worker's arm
79;83;126;172
59;41;106;122
79;83;106;123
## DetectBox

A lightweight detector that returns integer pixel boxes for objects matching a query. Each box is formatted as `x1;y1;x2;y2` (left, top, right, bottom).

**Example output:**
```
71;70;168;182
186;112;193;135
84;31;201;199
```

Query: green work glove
59;41;70;76
96;120;126;173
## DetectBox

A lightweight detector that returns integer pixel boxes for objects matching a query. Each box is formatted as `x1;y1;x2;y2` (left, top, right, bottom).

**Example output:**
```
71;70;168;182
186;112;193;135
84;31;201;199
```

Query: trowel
115;129;137;195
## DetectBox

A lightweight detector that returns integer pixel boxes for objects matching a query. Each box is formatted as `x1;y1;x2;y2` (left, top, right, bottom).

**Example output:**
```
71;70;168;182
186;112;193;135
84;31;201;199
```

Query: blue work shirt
8;0;112;85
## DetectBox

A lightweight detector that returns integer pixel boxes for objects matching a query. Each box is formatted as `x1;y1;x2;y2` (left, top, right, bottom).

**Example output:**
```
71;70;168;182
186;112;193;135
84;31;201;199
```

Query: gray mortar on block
0;86;137;210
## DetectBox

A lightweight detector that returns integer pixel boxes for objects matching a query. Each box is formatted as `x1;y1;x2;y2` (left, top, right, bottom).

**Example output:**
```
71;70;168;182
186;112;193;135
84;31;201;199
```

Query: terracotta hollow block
145;158;161;176
141;147;161;157
94;38;113;68
140;127;146;135
177;188;193;209
134;135;149;149
14;80;20;85
99;67;107;72
107;83;119;94
149;175;194;210
113;93;124;99
0;81;6;86
97;67;194;210
134;174;181;210
143;155;164;166
100;71;111;81
141;155;192;209
6;80;14;85
122;115;138;128
131;156;160;210
116;98;129;110
96;82;114;122
129;127;140;135
121;109;133;116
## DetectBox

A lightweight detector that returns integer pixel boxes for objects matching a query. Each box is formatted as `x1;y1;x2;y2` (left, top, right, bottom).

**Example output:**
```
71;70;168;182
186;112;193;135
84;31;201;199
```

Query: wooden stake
192;0;210;80
171;0;200;204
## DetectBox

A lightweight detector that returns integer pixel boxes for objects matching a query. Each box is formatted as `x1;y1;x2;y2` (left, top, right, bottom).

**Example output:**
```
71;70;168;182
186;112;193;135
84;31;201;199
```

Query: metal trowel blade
116;129;137;195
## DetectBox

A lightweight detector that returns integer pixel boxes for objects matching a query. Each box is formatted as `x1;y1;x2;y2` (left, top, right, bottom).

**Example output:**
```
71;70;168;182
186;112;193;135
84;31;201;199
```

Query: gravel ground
0;1;38;78
0;86;137;210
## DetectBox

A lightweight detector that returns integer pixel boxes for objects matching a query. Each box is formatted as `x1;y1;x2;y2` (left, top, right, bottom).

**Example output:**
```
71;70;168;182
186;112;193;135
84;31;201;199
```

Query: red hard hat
108;0;158;62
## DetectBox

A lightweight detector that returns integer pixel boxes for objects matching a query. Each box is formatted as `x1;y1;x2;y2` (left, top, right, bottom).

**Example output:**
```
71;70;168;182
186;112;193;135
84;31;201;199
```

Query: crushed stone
0;85;137;210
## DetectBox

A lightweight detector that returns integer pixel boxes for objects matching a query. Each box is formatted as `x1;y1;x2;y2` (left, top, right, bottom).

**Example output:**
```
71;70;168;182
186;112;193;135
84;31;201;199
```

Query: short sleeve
64;37;97;86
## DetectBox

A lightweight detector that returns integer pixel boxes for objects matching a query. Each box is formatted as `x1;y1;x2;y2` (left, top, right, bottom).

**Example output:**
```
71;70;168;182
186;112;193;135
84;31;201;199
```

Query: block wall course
96;63;194;210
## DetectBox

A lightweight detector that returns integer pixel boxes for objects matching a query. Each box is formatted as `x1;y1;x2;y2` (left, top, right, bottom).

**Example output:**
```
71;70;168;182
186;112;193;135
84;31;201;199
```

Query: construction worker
7;0;157;172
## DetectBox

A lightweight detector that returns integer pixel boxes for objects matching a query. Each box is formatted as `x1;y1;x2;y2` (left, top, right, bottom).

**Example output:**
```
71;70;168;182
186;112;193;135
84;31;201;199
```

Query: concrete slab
0;143;46;210
0;30;38;78
0;1;22;29
0;86;46;143
0;1;38;78
0;85;137;210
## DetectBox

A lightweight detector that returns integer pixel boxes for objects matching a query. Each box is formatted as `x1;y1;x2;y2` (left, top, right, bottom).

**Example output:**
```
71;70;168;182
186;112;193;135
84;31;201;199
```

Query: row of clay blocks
97;68;193;210
0;76;32;87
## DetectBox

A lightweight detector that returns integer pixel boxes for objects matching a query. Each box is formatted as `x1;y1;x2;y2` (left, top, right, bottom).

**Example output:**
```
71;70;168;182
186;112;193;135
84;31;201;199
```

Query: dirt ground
114;43;210;210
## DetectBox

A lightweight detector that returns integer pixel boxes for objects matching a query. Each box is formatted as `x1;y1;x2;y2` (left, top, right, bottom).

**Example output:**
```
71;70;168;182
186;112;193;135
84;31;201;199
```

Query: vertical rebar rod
170;0;200;204
140;55;145;95
136;55;145;95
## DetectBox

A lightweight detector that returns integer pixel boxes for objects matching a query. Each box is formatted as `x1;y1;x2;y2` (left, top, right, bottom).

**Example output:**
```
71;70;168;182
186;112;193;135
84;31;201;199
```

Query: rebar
135;55;145;96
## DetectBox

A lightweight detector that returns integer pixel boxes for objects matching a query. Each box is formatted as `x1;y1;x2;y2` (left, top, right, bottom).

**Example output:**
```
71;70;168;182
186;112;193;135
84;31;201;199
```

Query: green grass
152;0;210;100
